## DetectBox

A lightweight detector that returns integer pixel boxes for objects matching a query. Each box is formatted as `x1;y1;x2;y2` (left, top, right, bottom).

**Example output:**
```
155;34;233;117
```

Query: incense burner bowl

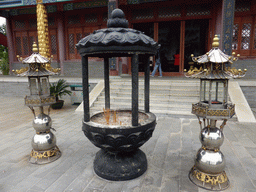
83;109;156;181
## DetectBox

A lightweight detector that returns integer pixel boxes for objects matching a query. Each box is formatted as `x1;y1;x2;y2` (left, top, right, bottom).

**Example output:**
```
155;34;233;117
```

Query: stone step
96;96;198;104
110;78;198;83
108;88;199;95
92;101;192;110
110;82;200;88
90;108;194;117
89;78;201;116
99;91;199;98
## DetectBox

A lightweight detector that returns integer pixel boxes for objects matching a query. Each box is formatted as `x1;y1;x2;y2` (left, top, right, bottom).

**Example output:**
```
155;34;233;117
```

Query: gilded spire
32;42;38;53
36;0;50;60
212;35;219;48
36;0;60;73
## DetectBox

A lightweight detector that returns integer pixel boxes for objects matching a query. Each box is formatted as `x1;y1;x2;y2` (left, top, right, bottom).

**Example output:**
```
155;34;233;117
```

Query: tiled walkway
1;94;256;192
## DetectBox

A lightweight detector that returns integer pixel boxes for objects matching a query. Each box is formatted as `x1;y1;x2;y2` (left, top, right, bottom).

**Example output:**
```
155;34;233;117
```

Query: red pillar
6;18;14;73
57;14;65;75
214;0;224;49
0;33;7;47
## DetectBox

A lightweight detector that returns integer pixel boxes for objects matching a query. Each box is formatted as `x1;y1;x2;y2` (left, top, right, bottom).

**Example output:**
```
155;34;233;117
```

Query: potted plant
50;79;72;109
0;48;9;75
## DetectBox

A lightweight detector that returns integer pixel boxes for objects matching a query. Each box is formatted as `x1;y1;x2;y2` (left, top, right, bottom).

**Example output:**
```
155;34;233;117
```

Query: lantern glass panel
200;80;210;103
41;77;49;96
30;78;39;95
211;81;224;104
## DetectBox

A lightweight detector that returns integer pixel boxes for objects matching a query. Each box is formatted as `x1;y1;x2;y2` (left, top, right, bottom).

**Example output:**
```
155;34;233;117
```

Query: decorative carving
192;103;235;118
107;9;128;28
77;28;157;48
207;109;229;116
25;96;55;106
190;166;228;185
30;146;60;159
85;127;155;152
76;9;158;56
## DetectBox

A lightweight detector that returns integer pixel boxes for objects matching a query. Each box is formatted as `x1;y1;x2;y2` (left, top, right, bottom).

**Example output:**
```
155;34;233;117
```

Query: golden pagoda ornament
37;0;50;60
36;0;60;73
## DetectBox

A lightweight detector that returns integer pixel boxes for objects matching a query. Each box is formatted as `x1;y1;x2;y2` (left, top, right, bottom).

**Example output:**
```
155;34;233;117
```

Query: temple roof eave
192;48;237;64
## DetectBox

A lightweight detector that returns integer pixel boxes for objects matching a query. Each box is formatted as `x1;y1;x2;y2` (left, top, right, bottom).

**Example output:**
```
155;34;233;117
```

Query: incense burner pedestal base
29;146;61;165
94;149;147;181
189;166;229;191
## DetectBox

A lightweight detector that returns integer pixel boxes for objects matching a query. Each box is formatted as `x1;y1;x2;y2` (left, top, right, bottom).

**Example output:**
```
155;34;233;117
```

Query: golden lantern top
13;43;59;77
36;0;43;4
185;35;246;79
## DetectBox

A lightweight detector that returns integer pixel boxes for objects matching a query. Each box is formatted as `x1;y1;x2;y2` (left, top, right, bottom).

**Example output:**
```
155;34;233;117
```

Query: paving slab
1;89;256;192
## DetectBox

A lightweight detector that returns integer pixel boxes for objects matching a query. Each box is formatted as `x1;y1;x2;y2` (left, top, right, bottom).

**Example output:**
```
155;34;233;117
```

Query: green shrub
0;50;9;75
50;79;72;101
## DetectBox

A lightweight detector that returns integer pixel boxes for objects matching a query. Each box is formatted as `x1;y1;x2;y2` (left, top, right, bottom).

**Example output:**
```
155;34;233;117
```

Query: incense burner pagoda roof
16;52;58;77
185;35;246;79
16;64;57;77
22;52;49;64
192;48;233;64
76;9;158;57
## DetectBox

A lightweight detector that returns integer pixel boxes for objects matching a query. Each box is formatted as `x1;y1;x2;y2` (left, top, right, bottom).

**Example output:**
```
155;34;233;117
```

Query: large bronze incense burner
76;9;158;181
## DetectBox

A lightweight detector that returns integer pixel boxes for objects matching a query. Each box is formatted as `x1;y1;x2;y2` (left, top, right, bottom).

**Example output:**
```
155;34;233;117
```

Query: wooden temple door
252;16;256;56
184;19;209;71
158;21;181;74
67;28;83;60
67;26;100;60
49;29;58;60
232;16;253;56
15;31;30;58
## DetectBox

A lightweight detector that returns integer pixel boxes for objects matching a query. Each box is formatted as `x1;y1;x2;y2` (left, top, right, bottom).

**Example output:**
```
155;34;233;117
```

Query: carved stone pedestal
94;149;147;181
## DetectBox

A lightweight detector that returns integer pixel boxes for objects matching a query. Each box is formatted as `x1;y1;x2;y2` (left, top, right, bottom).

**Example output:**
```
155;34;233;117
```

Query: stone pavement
1;90;256;192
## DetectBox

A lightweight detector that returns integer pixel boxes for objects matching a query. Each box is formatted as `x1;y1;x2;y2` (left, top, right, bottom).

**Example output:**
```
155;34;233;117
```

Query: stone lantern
76;9;158;181
185;35;246;190
13;43;61;164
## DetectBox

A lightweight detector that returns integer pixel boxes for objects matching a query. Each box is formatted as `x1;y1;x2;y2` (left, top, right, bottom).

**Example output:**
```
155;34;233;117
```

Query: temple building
0;0;254;76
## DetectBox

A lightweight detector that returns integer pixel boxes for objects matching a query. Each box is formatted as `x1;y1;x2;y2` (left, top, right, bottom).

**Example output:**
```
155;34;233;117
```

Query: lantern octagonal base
189;166;229;191
29;146;61;165
25;95;56;107
192;103;235;119
94;149;147;181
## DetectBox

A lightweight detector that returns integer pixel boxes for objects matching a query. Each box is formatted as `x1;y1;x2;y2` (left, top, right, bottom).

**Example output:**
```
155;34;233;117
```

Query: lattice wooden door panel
15;32;30;59
232;23;239;50
49;29;58;60
28;31;38;55
67;27;99;60
232;16;253;56
68;28;82;60
16;30;58;60
252;16;256;56
241;23;251;50
132;8;154;20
